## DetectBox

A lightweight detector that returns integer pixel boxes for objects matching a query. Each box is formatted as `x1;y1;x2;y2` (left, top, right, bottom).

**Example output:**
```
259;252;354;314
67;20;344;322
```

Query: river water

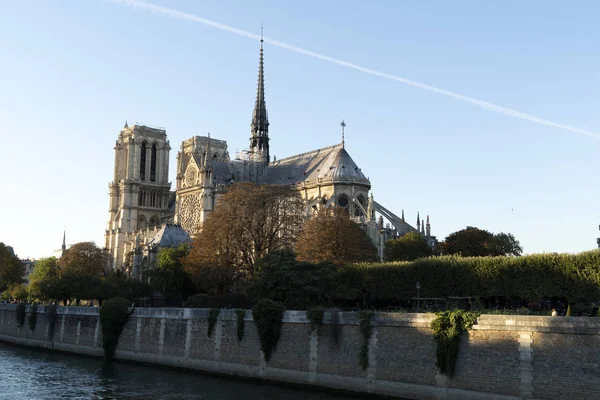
0;342;371;400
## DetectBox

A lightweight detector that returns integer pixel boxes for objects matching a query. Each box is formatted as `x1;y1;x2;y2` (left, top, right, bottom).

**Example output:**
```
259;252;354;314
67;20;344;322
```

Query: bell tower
105;123;171;270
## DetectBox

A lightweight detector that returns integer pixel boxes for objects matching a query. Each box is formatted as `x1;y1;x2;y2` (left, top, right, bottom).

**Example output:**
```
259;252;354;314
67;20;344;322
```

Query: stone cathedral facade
105;40;436;273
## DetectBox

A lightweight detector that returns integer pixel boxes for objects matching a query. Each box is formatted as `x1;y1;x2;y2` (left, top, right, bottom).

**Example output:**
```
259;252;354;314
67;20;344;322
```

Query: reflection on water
0;342;370;400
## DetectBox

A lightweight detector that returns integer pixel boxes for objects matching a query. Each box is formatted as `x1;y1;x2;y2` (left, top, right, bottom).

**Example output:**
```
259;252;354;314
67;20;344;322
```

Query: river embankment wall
0;304;597;400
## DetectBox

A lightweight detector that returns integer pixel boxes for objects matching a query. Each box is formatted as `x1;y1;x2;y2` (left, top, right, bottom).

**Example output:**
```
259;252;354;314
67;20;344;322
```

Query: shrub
15;303;26;328
338;251;600;308
431;310;479;378
358;310;374;369
100;297;132;361
252;299;285;361
236;309;245;342
29;304;38;331
207;308;220;337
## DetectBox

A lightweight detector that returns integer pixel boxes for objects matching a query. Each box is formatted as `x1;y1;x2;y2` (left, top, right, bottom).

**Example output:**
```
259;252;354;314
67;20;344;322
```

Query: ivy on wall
430;310;479;378
307;307;324;332
207;308;220;337
236;309;245;342
253;299;285;361
28;304;38;331
100;297;132;361
15;303;26;328
45;304;58;341
359;310;374;370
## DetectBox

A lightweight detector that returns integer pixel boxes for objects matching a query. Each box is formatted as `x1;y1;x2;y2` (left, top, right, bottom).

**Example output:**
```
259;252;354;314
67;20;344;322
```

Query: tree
491;232;523;257
59;242;108;277
58;242;108;305
441;226;522;257
384;232;433;262
296;207;378;265
185;183;304;294
28;257;60;300
252;250;350;310
0;243;24;292
150;245;194;303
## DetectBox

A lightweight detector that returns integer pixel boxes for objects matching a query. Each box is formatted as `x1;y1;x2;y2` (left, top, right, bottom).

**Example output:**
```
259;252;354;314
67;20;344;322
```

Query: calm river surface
0;342;372;400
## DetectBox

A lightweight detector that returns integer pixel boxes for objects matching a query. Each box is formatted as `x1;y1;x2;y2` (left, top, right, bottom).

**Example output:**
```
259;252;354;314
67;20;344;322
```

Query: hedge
338;251;600;304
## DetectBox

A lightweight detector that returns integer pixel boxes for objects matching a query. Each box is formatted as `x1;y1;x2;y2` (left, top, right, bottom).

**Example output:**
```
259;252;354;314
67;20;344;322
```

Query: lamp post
416;281;421;314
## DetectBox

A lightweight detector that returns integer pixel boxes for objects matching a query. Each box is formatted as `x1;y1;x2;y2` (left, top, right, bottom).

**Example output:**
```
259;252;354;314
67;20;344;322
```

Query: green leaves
384;232;433;262
100;297;131;361
431;310;479;378
253;299;285;361
339;251;600;305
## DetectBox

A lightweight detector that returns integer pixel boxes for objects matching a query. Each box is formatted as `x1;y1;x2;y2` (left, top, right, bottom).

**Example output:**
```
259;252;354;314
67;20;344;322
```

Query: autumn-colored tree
384;232;433;261
441;227;522;257
59;242;108;277
184;183;304;294
0;243;24;292
296;207;378;265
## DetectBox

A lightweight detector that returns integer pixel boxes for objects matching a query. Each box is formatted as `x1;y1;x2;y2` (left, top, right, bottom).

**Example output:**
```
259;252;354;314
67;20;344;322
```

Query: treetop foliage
296;207;378;266
384;231;433;262
441;226;522;257
185;183;304;294
0;242;24;292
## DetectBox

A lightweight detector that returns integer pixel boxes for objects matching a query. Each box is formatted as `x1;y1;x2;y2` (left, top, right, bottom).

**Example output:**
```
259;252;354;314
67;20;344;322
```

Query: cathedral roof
266;143;369;186
146;224;191;249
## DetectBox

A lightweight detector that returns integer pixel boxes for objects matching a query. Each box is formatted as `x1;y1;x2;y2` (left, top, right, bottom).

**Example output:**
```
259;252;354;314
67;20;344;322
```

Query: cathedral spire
249;25;269;162
61;231;66;252
124;121;128;129
416;212;420;229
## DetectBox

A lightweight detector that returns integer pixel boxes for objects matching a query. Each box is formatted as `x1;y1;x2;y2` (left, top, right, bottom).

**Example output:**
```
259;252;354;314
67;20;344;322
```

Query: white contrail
112;0;599;139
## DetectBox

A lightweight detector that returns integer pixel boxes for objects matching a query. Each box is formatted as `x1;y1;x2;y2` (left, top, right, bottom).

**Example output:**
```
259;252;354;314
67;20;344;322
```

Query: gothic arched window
140;142;147;181
150;143;157;182
149;216;159;228
355;195;366;216
137;215;147;230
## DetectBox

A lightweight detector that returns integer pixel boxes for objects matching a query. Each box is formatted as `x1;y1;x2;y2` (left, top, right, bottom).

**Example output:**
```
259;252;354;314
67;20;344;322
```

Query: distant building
104;39;437;272
6;246;35;283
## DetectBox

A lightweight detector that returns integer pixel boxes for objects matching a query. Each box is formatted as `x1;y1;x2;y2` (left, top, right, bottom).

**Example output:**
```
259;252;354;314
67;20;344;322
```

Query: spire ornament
340;120;346;148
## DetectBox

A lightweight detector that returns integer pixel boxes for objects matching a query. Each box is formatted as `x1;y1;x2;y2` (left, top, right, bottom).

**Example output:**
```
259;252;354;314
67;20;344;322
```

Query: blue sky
1;0;599;259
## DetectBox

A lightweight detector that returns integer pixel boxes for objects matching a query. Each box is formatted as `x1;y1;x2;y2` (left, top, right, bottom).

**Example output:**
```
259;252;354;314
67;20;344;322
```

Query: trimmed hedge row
339;251;600;303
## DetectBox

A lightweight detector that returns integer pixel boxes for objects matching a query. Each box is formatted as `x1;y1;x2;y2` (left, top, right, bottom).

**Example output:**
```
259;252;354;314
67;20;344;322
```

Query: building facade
105;39;435;272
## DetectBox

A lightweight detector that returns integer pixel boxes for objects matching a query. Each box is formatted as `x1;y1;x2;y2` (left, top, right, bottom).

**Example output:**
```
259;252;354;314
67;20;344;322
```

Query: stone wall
0;304;598;400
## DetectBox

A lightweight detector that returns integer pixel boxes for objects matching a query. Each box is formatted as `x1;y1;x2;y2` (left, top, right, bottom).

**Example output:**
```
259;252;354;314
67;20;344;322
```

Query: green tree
384;232;433;261
253;250;351;310
102;270;151;303
28;257;60;300
151;245;194;303
9;284;28;301
296;208;378;265
0;243;24;292
58;242;108;305
441;226;522;257
491;233;523;257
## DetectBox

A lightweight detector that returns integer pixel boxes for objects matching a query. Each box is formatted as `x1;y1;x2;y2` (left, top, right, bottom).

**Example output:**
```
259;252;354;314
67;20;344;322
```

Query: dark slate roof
147;224;191;249
266;144;369;185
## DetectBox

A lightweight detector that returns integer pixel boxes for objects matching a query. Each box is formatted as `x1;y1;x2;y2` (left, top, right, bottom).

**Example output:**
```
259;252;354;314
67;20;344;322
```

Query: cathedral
104;39;436;274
